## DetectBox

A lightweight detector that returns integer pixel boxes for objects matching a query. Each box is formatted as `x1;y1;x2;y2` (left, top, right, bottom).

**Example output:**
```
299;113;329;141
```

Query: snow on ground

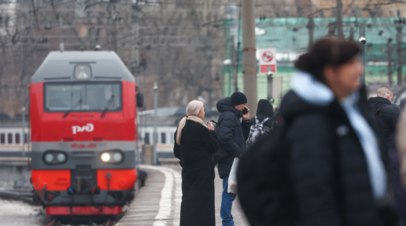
0;199;41;226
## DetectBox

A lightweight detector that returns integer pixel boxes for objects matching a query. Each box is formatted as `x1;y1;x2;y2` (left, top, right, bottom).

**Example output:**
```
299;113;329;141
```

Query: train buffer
117;165;248;226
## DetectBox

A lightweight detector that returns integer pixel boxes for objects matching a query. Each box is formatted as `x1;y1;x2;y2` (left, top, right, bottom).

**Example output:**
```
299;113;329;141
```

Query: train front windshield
44;83;122;112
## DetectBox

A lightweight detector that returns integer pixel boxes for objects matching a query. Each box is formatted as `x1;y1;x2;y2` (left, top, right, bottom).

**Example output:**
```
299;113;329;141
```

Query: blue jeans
221;177;236;226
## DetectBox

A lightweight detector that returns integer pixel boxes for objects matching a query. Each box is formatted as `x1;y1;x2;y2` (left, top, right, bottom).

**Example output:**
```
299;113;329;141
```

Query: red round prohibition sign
262;50;274;63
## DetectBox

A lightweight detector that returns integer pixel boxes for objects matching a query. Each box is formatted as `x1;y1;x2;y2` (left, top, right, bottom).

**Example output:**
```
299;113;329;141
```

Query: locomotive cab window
44;83;122;112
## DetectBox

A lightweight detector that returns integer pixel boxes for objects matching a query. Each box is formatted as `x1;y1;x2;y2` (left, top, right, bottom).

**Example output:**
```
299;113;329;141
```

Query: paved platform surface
117;165;249;226
0;165;248;226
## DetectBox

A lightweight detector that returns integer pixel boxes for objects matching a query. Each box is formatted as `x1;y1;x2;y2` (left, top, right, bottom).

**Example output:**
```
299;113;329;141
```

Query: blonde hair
186;100;204;116
176;100;206;145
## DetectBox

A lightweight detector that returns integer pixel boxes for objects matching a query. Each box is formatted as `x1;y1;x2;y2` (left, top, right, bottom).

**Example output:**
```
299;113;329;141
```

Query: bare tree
0;0;231;115
133;0;227;109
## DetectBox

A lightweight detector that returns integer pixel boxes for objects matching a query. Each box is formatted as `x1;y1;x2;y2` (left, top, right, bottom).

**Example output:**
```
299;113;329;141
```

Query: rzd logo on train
72;123;94;135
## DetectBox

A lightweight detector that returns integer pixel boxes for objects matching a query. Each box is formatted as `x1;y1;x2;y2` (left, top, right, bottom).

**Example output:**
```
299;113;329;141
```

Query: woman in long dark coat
173;100;218;226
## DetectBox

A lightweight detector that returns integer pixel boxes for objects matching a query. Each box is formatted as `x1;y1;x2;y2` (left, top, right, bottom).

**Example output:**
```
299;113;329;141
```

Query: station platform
117;165;248;226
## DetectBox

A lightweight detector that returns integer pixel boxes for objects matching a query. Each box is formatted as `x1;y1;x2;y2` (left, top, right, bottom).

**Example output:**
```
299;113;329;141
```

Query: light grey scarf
175;116;207;145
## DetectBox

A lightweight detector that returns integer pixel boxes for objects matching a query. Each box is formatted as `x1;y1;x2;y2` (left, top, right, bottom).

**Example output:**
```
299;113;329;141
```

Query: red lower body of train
31;168;137;216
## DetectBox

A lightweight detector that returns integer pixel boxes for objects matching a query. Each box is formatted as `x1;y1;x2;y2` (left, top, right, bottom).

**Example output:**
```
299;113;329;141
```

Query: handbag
227;157;239;194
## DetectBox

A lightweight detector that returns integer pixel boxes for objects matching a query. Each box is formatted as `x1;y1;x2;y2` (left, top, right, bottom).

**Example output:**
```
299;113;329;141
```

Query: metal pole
359;36;367;85
21;107;25;153
359;22;367;85
307;16;315;49
135;87;141;166
224;59;232;96
242;0;258;114
153;82;158;165
388;38;393;86
396;16;403;85
336;0;344;38
362;44;366;84
267;71;273;101
233;41;240;92
229;67;232;96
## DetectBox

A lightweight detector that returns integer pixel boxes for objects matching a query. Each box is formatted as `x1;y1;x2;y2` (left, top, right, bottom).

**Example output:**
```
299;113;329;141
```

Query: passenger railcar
29;51;139;219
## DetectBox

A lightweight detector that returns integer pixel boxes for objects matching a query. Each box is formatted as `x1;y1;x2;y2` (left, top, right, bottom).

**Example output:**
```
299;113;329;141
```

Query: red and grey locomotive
29;51;139;220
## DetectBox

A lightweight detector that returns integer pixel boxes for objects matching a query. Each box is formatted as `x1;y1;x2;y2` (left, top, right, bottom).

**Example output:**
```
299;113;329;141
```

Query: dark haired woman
246;99;274;147
239;37;396;226
287;38;397;225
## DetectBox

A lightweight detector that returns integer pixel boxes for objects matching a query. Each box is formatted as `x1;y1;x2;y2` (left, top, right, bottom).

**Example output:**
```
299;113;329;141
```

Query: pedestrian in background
173;100;218;226
368;87;400;168
369;87;404;222
246;99;274;147
395;110;406;222
238;37;396;226
400;98;406;111
215;91;250;226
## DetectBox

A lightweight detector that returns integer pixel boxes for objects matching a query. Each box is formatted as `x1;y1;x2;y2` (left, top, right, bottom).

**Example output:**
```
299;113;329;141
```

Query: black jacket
368;97;400;152
247;99;275;144
256;113;274;131
174;120;218;171
215;97;249;178
280;91;387;226
245;114;274;147
173;120;218;226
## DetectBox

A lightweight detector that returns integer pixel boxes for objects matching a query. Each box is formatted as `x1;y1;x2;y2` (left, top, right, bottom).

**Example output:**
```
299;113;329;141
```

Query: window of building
161;132;166;144
7;133;13;144
15;133;20;144
0;133;5;144
24;133;28;143
144;132;150;144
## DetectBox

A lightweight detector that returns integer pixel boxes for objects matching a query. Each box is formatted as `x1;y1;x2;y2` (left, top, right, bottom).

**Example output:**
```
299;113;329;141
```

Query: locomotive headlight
74;64;92;80
43;151;67;165
57;153;66;162
100;150;124;164
101;152;112;162
112;152;123;162
44;153;54;163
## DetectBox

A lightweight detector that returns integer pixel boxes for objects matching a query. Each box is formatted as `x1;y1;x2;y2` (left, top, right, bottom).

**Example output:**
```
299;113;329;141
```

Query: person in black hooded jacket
215;91;251;226
238;37;397;226
368;88;405;222
246;99;274;147
368;87;400;166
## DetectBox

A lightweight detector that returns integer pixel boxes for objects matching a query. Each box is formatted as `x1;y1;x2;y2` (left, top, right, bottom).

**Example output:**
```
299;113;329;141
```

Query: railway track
0;189;34;204
45;218;116;226
0;189;123;226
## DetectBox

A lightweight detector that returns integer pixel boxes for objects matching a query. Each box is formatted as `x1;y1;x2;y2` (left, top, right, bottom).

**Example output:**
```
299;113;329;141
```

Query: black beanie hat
231;92;247;106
